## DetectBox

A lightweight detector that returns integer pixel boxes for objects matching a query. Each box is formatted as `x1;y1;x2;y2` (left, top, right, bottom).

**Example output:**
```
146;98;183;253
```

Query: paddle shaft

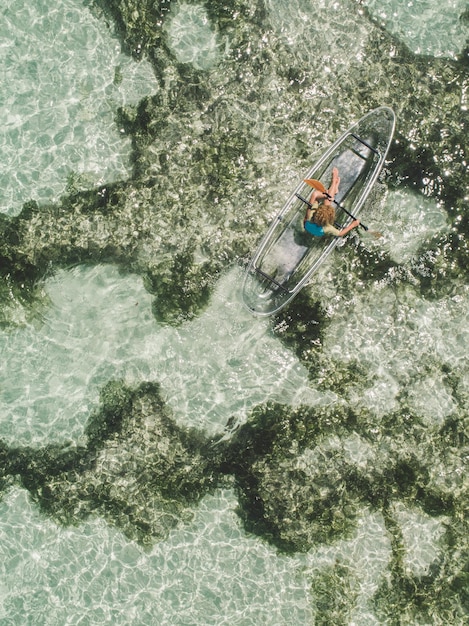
323;191;368;232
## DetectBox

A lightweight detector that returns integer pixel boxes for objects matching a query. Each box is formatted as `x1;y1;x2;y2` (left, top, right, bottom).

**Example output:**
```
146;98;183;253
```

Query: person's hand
351;219;360;229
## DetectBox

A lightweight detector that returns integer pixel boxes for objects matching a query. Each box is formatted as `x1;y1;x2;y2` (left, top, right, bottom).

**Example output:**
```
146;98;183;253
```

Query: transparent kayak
242;106;396;316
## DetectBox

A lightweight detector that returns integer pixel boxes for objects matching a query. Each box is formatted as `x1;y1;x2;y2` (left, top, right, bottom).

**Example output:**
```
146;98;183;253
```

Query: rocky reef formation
0;377;467;621
0;0;468;326
1;381;220;544
1;0;468;622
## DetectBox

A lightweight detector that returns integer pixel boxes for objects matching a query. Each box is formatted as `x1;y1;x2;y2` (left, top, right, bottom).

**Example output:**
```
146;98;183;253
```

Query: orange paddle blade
304;178;327;192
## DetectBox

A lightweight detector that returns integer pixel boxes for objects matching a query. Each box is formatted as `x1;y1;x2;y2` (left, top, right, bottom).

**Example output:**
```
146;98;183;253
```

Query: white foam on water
363;0;469;58
0;0;158;215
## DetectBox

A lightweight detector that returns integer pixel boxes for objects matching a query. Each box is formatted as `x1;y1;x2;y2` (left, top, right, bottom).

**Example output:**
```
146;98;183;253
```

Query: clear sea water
0;0;468;624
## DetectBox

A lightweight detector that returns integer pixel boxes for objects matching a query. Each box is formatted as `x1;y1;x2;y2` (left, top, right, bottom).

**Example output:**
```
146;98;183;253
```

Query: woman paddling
303;167;360;237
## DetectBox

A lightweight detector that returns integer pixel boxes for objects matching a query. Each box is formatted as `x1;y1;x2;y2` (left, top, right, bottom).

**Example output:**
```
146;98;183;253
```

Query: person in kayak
303;167;360;237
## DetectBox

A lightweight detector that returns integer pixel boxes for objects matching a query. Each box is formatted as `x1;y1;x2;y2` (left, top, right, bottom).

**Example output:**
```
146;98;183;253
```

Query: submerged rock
2;381;221;544
0;1;468;621
0;381;466;618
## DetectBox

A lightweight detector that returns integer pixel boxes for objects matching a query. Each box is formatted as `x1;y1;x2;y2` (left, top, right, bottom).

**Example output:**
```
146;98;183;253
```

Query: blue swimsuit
304;221;324;237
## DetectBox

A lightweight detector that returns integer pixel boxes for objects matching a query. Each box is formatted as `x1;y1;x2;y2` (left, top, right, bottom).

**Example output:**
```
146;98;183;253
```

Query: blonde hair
313;203;335;227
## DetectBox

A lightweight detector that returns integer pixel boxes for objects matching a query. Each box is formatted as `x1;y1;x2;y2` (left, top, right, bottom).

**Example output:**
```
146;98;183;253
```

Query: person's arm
323;219;360;237
304;201;319;224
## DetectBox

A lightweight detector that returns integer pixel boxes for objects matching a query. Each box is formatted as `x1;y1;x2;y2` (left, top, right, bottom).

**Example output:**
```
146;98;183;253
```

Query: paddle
304;178;369;231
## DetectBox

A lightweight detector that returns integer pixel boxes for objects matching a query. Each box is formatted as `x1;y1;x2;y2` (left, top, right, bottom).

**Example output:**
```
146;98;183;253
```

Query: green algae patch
221;403;366;552
0;1;468;620
0;387;466;624
311;561;359;626
3;381;222;545
1;0;469;328
88;0;168;59
373;521;469;625
220;400;467;557
144;247;220;324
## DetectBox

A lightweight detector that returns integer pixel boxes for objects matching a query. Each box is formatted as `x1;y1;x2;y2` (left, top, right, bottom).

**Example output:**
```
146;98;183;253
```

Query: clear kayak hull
242;106;396;316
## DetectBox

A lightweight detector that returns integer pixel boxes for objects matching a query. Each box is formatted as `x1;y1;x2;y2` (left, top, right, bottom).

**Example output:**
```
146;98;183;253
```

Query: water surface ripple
0;0;467;624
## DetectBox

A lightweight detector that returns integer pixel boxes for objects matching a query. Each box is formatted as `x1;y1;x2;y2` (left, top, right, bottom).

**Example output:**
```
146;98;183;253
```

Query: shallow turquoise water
0;0;157;215
364;0;469;58
0;0;468;624
0;488;317;624
0;265;320;445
